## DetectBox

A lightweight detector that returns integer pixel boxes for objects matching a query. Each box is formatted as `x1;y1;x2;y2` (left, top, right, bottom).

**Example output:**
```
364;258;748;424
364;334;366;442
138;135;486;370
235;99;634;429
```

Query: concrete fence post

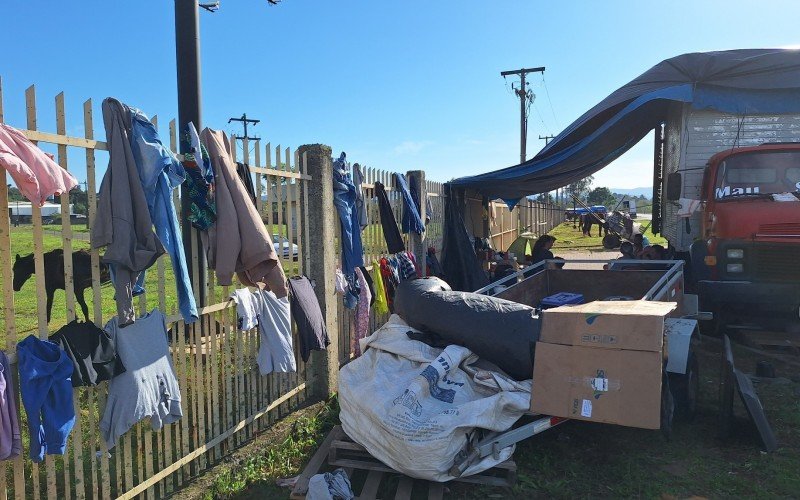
298;144;339;399
407;170;426;276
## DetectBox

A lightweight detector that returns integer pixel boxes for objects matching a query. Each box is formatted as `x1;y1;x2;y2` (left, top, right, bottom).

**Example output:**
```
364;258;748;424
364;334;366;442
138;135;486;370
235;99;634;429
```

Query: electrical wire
541;74;560;129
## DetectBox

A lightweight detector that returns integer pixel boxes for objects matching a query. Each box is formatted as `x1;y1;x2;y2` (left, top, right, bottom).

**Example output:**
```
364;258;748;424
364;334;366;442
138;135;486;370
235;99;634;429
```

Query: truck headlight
726;263;744;273
726;249;744;259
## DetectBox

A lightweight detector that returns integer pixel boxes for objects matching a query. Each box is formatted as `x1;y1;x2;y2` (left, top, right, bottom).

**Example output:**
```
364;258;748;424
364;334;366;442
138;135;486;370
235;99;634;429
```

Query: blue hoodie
17;335;75;462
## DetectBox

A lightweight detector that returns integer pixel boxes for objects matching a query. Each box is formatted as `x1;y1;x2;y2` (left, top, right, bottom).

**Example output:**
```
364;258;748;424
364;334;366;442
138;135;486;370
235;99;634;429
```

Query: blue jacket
128;106;198;324
17;335;75;462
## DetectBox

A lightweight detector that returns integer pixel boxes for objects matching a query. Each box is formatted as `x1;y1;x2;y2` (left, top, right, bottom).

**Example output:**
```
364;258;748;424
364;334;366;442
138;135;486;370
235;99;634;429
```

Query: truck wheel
669;351;699;422
603;234;621;249
660;369;674;439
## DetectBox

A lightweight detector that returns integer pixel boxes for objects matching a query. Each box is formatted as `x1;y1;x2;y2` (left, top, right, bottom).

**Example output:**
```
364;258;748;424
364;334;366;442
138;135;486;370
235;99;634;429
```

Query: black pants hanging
374;181;405;254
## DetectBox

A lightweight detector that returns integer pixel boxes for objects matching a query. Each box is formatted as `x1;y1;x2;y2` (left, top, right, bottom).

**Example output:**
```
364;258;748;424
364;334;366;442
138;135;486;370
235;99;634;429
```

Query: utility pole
228;113;261;158
539;134;555;145
501;66;545;164
175;0;206;306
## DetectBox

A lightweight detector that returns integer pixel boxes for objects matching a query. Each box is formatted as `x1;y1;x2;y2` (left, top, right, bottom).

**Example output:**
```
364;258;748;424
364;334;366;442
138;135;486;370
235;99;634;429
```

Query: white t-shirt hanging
231;288;296;375
231;288;259;331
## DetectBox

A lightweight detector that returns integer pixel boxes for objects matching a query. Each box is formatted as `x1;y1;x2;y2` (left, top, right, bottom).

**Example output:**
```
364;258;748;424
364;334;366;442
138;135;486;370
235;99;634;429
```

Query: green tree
69;187;88;215
566;175;594;202
587;186;615;207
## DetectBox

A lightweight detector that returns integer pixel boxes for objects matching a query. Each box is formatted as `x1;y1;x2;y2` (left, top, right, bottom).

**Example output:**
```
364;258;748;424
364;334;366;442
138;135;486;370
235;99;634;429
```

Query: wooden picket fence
0;78;313;499
0;75;565;499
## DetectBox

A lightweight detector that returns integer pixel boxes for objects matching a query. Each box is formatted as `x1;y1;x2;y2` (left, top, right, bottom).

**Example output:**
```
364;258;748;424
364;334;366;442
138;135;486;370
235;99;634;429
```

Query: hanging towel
17;335;75;462
0;350;21;461
370;262;389;316
374;181;405;253
101;310;182;449
395;173;424;234
0;123;78;206
200;128;287;296
288;276;330;363
49;320;126;387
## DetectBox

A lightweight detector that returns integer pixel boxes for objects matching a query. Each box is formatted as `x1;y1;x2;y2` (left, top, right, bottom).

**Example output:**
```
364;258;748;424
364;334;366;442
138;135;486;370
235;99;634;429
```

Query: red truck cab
694;144;800;317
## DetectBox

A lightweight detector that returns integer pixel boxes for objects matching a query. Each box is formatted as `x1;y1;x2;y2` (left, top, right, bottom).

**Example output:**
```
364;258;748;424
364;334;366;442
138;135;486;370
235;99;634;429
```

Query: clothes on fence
358;265;375;307
101;309;182;449
352;267;372;357
395;251;418;281
426;247;444;277
231;287;296;375
200;128;288;296
379;258;399;312
182;122;216;230
370;262;389;316
92;98;165;326
307;468;354;500
236;162;258;207
409;173;432;225
129;106;198;324
395;173;424;234
288;276;330;363
334;269;347;295
17;335;75;462
49;320;126;387
374;181;405;254
0;123;79;206
0;350;21;461
231;288;259;331
332;152;364;276
352;163;368;231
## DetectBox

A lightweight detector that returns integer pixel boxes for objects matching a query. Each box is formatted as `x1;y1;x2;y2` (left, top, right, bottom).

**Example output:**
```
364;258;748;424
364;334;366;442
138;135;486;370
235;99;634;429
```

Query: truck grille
755;246;800;282
758;222;800;236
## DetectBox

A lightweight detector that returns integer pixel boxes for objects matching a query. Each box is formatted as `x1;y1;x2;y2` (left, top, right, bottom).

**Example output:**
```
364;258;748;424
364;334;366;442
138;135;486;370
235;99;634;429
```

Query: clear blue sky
2;0;800;190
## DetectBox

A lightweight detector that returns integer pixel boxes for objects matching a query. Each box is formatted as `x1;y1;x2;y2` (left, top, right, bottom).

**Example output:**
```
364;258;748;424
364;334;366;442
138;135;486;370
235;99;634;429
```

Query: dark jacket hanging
49;320;126;387
374;181;405;254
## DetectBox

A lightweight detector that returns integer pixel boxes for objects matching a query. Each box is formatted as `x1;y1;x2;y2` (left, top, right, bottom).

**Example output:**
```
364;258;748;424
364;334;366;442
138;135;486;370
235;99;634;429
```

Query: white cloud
393;140;432;155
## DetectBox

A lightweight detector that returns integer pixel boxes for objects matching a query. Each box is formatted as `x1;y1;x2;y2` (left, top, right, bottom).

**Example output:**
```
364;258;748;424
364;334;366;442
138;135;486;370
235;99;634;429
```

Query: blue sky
2;0;800;190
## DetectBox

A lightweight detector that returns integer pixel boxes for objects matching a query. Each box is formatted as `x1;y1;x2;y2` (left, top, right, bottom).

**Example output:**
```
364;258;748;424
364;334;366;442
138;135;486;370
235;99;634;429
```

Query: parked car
272;234;299;260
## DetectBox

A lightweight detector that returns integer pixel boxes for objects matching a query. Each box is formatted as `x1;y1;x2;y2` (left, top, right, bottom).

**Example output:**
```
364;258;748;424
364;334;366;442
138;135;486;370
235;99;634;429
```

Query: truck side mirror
666;172;682;201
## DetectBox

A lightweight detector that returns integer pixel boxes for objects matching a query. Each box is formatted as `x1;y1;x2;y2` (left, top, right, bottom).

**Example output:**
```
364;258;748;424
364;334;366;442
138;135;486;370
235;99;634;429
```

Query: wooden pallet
291;425;517;499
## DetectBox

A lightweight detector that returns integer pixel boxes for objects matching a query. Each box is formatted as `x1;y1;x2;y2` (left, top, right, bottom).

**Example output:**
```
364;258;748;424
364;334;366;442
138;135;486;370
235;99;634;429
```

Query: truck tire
669;351;699;422
602;234;621;249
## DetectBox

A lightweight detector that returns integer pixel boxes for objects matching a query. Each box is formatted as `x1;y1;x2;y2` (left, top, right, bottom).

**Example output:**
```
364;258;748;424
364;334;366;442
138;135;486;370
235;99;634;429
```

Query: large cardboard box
532;300;675;429
540;300;676;351
531;343;663;428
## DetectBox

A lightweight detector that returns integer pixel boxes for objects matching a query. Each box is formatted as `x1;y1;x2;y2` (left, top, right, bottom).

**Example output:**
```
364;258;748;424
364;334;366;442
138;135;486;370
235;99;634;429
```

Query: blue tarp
450;49;800;205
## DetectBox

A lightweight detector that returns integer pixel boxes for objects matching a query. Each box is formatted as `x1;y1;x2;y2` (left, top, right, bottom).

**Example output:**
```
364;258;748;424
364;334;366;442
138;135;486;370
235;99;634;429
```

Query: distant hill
611;187;652;198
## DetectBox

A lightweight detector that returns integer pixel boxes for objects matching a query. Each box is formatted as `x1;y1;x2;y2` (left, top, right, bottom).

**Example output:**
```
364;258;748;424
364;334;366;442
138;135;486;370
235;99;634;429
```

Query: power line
541;74;560;129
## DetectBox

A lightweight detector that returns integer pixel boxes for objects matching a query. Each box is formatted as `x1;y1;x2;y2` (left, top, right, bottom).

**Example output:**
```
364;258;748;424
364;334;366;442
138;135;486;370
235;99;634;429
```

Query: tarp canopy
450;49;800;205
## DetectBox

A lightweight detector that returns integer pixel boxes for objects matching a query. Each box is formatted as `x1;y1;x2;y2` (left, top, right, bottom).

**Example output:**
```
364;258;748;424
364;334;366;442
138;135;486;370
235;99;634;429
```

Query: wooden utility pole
539;134;555;145
501;66;545;164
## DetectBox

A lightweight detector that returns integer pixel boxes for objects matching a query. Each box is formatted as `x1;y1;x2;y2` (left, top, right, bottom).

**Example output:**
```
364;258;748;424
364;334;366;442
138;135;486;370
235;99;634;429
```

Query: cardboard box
531;342;663;429
540;300;676;352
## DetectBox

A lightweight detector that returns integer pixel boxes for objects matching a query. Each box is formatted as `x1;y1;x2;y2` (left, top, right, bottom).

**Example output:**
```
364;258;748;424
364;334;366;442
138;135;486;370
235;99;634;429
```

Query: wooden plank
394;476;414;500
20;129;107;150
358;470;384;500
249;165;311;180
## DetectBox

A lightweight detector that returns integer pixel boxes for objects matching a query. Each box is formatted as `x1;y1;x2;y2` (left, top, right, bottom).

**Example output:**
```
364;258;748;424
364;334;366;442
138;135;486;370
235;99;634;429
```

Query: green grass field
550;220;667;252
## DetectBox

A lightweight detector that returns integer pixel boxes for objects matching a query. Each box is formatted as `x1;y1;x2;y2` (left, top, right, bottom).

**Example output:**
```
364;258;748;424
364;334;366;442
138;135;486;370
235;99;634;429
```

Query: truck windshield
715;150;800;199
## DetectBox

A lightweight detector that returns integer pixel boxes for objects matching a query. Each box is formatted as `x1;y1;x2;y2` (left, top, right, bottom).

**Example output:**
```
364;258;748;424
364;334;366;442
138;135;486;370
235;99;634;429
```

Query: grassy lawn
550;220;667;252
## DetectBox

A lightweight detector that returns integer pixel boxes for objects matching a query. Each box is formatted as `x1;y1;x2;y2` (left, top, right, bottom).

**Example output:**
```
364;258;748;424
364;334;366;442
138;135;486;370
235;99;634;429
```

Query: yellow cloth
371;261;389;315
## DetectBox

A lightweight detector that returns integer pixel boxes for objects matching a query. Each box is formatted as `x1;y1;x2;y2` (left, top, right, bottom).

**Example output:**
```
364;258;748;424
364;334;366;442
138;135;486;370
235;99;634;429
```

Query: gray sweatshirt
100;309;182;449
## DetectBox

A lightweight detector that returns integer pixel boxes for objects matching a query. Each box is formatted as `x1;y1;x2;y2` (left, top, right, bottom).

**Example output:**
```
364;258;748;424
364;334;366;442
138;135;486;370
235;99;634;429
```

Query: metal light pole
174;0;207;306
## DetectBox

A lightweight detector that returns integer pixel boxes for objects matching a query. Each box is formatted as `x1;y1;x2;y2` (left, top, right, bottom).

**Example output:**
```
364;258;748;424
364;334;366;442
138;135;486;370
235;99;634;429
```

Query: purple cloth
0;350;21;460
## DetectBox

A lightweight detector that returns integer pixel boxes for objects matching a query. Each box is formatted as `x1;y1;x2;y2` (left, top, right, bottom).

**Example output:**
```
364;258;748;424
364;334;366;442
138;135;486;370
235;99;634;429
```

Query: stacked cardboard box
531;300;676;429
